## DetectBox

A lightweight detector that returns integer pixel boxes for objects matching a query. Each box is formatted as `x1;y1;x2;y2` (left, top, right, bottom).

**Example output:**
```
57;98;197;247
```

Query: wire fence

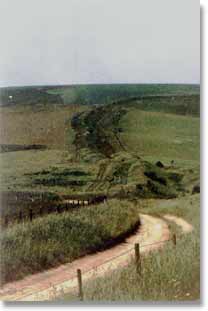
1;196;108;227
52;235;177;301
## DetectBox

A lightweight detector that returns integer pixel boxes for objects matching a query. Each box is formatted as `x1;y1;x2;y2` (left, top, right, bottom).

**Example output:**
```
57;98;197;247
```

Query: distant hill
0;86;63;107
0;84;199;107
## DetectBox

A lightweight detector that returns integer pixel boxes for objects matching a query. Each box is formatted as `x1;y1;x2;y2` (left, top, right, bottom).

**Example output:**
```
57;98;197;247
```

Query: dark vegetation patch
146;180;177;199
29;168;92;187
144;170;167;185
192;184;200;194
155;161;164;168
0;144;47;153
0;191;60;218
136;181;177;199
0;190;108;227
33;178;86;187
144;162;183;184
71;105;127;158
27;168;90;177
135;162;184;199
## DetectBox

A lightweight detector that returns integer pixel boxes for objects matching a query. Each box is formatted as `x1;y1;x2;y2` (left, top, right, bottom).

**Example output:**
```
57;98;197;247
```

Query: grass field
120;108;200;162
0;84;200;300
0;104;86;149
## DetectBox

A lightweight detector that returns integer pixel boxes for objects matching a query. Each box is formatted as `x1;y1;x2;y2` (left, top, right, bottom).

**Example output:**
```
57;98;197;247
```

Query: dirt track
163;214;193;233
0;214;192;301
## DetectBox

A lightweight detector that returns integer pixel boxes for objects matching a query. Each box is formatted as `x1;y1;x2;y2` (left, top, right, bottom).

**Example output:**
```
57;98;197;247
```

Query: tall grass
64;194;200;301
82;232;199;301
0;199;140;284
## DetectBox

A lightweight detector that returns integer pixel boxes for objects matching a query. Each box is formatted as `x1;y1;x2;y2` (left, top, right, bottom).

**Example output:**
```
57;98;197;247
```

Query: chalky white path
163;214;193;233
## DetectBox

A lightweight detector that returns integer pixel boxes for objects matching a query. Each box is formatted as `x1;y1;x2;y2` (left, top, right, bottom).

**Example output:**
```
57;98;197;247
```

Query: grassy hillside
68;194;199;301
118;94;200;116
1;84;199;107
0;104;86;149
0;84;200;299
120;108;200;161
0;86;63;107
47;84;199;106
0;92;199;198
1;199;140;284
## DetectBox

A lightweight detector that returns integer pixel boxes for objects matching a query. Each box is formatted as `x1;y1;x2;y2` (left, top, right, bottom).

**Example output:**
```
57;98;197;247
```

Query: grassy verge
63;194;200;301
0;199;140;284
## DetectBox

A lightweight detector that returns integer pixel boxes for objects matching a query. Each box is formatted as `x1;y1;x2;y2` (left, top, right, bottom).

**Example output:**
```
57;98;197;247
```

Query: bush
147;180;177;199
192;184;200;194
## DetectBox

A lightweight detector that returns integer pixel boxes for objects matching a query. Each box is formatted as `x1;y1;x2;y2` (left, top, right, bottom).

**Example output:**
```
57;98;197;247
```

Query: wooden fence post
29;208;33;222
172;233;176;246
135;243;141;275
19;211;23;222
77;269;84;301
4;216;8;227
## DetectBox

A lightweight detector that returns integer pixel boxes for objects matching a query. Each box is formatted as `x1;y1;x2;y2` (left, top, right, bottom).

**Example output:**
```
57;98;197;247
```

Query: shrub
192;184;200;194
147;180;177;199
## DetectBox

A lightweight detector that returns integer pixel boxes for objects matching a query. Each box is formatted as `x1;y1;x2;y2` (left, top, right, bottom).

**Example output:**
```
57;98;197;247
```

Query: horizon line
0;82;200;89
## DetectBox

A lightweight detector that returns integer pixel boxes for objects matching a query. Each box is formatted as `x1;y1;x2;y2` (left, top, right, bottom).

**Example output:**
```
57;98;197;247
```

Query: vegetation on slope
118;94;200;117
0;199;140;284
0;84;200;301
46;84;199;106
0;104;86;148
0;87;63;107
120;108;200;161
1;84;199;107
71;105;127;158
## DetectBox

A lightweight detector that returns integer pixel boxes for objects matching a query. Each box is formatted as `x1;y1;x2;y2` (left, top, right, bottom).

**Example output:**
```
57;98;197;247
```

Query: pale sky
0;0;200;87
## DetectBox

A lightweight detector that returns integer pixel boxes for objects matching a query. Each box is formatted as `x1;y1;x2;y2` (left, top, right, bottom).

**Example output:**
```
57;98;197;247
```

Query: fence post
77;269;84;301
29;208;33;222
19;211;23;222
172;233;176;246
4;216;8;227
134;243;141;275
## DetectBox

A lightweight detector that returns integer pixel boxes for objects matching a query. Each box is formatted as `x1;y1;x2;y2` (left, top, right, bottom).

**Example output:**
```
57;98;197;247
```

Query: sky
0;0;200;87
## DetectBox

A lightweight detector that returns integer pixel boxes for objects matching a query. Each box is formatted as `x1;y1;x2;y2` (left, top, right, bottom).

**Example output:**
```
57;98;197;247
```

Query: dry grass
0;104;86;150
